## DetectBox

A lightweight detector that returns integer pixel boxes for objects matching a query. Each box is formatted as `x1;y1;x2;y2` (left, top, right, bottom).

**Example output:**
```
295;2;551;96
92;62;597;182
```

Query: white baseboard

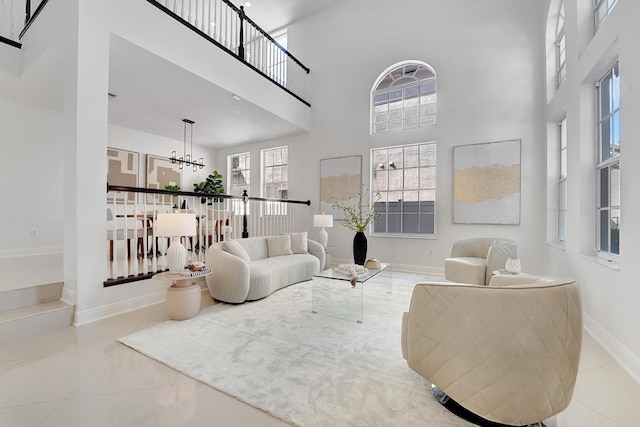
0;246;63;258
74;284;208;326
583;312;640;385
60;286;75;306
331;258;444;277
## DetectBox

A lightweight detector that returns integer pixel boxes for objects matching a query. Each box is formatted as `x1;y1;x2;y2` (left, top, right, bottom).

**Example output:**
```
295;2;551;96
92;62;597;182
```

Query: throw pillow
266;235;293;257
289;231;308;254
222;240;251;264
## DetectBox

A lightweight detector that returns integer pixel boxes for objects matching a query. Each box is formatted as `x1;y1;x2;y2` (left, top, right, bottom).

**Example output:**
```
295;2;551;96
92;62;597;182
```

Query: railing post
242;189;249;238
238;5;245;60
24;0;31;25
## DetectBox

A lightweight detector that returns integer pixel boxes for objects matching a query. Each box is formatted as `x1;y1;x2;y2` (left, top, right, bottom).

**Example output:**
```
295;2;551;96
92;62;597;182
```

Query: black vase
353;231;367;265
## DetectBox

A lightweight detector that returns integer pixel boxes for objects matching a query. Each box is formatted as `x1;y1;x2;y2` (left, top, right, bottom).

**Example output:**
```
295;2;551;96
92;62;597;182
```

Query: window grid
228;152;250;216
594;0;618;32
261;146;288;216
371;142;436;236
596;64;620;255
558;117;567;242
556;1;566;87
372;63;437;134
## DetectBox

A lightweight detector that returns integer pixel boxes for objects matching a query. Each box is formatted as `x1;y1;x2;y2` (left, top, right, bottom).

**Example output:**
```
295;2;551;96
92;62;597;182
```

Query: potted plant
332;186;381;265
164;184;181;208
193;170;225;204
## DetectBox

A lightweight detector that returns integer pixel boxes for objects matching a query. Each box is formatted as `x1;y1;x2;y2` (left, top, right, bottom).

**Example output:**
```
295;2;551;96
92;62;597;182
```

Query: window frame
594;0;618;32
260;146;288;216
227;152;251;216
558;117;567;243
370;141;437;238
370;61;437;135
596;63;620;257
556;1;566;87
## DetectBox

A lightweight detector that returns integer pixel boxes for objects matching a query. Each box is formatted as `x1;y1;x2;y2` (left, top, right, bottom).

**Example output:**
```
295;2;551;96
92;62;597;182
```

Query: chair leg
109;241;114;262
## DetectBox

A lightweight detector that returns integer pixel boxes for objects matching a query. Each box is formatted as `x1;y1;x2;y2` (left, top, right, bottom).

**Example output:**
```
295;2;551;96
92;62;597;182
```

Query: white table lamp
313;213;333;249
156;213;197;274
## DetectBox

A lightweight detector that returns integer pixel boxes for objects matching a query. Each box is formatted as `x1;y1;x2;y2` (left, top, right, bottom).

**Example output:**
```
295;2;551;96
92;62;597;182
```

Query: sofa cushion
236;237;269;261
266;235;293;257
289;231;308;254
444;256;486;285
222;240;251;264
246;254;320;301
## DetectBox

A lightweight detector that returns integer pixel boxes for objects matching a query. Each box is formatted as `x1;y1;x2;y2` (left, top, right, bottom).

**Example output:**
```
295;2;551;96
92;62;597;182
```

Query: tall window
262;146;288;215
371;142;436;236
371;62;437;134
597;64;620;255
594;0;618;32
228;152;250;215
556;1;566;87
558;117;567;242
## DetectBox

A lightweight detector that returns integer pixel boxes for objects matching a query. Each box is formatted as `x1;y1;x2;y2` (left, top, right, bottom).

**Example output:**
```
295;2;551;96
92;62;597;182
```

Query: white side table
153;271;210;320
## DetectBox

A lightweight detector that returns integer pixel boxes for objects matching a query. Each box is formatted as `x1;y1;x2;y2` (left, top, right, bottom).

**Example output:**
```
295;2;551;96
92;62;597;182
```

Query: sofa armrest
485;241;517;283
205;246;251;303
307;239;326;273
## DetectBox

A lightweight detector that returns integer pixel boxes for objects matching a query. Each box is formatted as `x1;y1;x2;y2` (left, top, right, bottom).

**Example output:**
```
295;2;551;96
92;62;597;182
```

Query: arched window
556;1;566;87
371;61;436;134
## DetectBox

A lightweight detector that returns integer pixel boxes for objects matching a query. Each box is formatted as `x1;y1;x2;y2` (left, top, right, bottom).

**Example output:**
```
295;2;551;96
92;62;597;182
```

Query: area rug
118;275;473;427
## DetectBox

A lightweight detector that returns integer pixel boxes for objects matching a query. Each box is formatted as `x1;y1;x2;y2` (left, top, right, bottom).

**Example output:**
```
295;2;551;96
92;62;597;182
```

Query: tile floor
0;271;639;426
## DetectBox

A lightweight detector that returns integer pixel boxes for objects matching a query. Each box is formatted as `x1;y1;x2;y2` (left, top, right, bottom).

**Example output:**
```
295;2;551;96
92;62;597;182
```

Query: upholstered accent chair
401;274;582;426
444;238;517;285
106;208;148;261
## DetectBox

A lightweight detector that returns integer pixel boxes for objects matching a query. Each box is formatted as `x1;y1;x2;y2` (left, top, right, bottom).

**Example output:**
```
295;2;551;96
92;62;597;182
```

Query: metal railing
0;0;48;42
105;184;310;286
147;0;310;106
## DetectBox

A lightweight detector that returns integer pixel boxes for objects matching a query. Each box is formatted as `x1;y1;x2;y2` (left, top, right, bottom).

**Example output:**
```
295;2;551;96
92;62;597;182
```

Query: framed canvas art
453;140;521;225
146;154;182;204
107;147;139;203
320;155;362;219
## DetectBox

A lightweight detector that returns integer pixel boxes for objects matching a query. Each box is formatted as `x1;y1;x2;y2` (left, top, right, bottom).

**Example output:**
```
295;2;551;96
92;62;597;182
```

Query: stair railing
105;184;310;286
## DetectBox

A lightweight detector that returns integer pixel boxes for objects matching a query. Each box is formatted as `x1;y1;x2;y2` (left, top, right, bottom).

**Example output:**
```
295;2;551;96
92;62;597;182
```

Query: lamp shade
156;213;197;237
313;214;334;228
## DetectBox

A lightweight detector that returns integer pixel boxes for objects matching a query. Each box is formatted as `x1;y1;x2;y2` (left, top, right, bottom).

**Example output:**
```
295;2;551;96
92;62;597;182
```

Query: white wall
0;96;64;255
542;0;640;382
214;0;547;273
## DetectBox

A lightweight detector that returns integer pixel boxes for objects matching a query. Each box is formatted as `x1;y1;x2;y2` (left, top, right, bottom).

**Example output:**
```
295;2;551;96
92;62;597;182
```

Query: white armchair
444;237;517;285
401;274;582;426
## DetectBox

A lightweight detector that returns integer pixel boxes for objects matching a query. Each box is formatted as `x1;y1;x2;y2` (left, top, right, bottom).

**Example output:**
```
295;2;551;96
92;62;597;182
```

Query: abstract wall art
107;147;139;202
453;139;521;225
320;155;362;219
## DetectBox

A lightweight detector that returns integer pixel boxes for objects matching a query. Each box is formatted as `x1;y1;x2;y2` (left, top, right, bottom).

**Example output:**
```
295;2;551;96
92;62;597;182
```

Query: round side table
153;271;210;320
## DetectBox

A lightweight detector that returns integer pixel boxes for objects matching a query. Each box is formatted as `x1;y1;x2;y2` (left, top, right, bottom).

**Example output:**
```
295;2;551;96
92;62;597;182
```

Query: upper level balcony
0;0;311;146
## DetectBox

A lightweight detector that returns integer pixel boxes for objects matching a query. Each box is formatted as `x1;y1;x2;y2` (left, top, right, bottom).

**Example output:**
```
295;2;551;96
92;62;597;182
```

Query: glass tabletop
313;263;390;283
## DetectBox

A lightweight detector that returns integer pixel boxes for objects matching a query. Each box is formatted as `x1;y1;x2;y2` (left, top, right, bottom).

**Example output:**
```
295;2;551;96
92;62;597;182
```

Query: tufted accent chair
401;275;582;426
444;238;517;285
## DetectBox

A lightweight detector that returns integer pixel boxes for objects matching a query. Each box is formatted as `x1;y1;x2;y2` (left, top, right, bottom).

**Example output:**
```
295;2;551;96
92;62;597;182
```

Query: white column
62;0;110;321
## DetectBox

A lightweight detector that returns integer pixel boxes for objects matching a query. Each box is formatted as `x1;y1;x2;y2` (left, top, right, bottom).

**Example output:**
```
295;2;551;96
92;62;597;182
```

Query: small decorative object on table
504;256;521;274
364;258;381;269
336;263;369;286
331;186;381;265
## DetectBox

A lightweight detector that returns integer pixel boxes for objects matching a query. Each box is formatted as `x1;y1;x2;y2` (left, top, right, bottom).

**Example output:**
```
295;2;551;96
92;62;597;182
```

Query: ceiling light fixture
171;119;205;172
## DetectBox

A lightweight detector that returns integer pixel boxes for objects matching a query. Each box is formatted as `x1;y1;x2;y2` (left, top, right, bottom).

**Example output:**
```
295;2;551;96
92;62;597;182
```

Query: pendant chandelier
171;118;205;172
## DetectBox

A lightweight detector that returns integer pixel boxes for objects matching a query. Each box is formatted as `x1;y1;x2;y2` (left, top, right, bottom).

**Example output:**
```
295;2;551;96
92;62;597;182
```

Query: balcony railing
105;184;311;286
147;0;310;106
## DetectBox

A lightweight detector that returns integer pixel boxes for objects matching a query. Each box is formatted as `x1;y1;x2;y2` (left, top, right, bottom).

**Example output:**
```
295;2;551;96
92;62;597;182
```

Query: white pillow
266;235;293;257
289;231;308;254
222;240;251;263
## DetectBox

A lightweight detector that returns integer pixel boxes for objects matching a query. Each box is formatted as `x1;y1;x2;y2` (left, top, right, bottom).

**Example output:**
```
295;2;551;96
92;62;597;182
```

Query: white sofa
205;234;325;303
